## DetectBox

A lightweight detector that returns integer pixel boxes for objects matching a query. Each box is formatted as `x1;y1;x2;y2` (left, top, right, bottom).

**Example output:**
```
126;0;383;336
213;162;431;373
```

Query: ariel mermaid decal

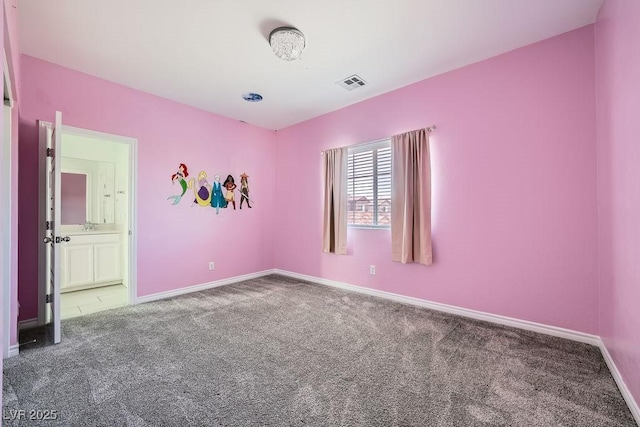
167;163;189;205
189;171;212;206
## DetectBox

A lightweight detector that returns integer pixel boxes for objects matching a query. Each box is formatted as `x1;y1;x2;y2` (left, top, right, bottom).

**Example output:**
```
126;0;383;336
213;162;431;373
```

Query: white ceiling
19;0;603;130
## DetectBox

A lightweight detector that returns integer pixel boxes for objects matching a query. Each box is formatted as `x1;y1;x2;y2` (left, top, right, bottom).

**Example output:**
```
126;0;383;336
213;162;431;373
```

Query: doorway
38;122;137;328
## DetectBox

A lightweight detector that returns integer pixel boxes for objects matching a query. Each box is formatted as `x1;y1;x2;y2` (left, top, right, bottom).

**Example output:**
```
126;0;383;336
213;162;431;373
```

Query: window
347;140;391;227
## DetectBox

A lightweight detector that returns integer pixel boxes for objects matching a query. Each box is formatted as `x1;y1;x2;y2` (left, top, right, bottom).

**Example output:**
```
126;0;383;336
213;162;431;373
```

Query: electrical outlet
208;261;215;271
369;265;376;275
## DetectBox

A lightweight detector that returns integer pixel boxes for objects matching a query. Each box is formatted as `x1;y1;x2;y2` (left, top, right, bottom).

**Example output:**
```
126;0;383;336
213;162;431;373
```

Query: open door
44;111;67;344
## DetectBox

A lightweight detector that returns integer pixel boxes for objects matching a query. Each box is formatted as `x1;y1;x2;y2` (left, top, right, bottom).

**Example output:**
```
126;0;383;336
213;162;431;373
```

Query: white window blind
347;140;391;227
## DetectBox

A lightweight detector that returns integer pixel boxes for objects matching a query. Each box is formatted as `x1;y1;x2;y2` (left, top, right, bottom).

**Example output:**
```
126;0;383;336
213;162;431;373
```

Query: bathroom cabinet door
94;241;121;283
60;233;121;291
61;244;94;288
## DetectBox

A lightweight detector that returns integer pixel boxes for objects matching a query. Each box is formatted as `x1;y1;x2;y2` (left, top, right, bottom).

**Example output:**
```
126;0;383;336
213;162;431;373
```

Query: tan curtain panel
322;147;348;255
391;129;433;265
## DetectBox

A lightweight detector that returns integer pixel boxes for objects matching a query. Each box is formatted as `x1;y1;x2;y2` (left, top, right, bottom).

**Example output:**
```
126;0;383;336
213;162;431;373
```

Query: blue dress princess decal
211;174;227;214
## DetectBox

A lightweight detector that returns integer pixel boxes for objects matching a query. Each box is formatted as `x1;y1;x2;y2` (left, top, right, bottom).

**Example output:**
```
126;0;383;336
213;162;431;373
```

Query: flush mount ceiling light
269;26;305;61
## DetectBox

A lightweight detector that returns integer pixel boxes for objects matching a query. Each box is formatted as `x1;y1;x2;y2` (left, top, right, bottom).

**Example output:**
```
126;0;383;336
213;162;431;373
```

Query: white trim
3;50;14;107
598;339;640;424
273;269;601;346
7;344;19;358
128;138;138;307
134;270;275;305
18;318;39;331
2;103;12;358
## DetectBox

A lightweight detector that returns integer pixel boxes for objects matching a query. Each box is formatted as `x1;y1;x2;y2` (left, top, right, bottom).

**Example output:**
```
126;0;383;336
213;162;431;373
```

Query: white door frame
2;105;13;358
38;123;138;324
3;48;15;358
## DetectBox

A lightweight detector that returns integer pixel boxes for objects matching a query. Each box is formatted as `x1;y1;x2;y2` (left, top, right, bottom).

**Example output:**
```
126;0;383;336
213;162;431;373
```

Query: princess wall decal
189;171;212;207
167;163;190;205
223;174;237;210
210;174;226;214
167;165;253;214
239;172;252;209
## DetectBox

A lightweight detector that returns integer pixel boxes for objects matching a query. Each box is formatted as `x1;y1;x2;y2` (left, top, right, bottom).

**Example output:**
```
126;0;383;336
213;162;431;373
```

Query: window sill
348;225;390;230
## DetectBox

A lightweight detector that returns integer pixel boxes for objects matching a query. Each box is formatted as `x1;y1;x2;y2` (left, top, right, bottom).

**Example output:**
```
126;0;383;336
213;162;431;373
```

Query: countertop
63;230;123;236
59;225;123;236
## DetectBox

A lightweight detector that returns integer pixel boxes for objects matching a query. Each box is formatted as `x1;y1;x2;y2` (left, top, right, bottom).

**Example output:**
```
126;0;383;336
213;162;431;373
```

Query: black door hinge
46;148;54;157
45;294;53;304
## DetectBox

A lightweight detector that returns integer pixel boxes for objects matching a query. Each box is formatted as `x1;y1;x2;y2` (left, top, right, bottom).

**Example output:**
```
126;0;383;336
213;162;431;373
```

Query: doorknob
43;237;53;244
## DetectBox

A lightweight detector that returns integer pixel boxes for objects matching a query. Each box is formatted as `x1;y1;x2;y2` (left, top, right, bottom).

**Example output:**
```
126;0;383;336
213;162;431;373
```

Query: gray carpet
2;275;636;426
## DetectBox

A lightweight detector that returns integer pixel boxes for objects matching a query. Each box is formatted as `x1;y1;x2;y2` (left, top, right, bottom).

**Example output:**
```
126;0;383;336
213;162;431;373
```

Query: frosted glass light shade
269;27;305;61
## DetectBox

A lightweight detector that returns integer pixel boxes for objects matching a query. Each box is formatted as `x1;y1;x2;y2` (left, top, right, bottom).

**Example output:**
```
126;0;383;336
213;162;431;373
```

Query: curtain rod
400;125;437;134
321;125;436;154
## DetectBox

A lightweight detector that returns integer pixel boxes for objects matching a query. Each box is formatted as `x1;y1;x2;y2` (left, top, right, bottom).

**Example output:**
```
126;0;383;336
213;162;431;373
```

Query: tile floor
61;284;129;319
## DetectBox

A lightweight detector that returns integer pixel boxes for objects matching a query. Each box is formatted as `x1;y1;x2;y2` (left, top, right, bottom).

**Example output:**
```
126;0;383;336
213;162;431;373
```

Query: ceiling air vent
337;74;367;91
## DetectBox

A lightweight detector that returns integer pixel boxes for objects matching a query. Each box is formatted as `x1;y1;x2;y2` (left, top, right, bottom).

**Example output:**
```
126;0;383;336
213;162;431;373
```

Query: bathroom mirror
61;157;115;224
61;172;88;225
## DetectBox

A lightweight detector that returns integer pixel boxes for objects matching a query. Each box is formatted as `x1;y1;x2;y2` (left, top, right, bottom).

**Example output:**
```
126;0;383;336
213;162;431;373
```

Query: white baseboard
18;318;39;331
134;269;276;305
274;269;600;346
7;343;19;358
598;339;640;424
3;319;39;358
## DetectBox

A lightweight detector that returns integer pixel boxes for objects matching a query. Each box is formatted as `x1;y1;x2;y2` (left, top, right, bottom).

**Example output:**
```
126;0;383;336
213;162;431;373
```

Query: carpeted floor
2;275;636;426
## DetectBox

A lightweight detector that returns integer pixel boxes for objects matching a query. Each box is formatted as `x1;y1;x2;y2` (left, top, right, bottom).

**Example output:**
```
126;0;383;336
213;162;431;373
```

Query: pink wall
595;0;640;408
18;55;277;321
274;26;599;334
